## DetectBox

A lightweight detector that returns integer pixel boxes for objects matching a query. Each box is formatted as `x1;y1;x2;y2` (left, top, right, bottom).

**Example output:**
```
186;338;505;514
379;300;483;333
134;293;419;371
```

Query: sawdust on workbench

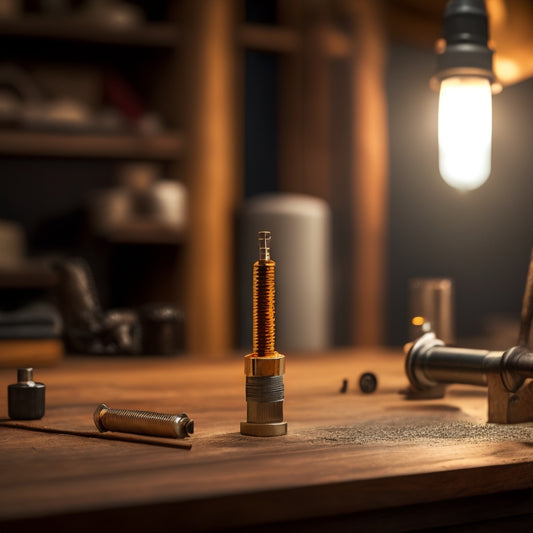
308;415;533;446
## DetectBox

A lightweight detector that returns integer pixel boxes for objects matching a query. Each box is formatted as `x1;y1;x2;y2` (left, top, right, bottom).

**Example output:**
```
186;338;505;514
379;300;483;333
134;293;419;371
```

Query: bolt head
173;414;194;438
93;403;108;432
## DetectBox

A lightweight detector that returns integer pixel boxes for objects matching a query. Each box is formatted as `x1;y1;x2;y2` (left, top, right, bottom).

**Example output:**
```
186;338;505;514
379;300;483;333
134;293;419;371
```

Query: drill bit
240;231;287;437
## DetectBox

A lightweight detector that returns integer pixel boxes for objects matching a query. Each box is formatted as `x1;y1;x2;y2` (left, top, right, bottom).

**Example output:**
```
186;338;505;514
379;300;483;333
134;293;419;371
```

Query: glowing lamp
431;0;501;191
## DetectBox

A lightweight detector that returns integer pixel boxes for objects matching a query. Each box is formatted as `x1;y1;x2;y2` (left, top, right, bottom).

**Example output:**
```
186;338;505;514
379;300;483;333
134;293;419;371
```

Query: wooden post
182;0;240;356
277;0;304;194
278;1;333;201
344;0;388;345
278;1;388;346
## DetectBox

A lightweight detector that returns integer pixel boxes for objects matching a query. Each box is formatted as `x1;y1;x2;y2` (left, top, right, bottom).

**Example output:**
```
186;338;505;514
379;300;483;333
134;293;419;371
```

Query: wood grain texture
2;349;533;531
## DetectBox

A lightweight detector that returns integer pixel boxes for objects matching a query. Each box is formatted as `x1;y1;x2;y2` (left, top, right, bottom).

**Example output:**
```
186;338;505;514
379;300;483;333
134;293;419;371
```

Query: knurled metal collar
244;352;286;377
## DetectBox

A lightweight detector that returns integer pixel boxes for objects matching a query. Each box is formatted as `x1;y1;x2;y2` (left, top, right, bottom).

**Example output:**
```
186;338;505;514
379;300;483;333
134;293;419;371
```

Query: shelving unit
238;23;301;53
98;221;185;245
0;264;57;289
0;3;189;341
0;130;184;159
1;0;389;355
0;16;178;47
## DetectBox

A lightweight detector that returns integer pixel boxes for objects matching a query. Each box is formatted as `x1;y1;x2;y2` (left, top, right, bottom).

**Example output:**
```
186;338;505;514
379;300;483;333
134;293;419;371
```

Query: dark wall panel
386;44;533;345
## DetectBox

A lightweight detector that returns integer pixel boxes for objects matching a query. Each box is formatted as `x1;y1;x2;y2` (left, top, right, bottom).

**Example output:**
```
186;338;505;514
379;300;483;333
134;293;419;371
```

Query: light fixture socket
430;0;500;93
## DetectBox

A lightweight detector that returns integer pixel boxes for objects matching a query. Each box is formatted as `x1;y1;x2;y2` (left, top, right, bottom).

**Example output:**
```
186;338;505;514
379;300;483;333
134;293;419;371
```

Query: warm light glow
495;57;521;85
438;76;492;191
411;316;425;327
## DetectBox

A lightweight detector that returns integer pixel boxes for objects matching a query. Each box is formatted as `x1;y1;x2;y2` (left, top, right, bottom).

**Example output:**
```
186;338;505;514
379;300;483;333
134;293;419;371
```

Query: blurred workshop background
0;0;532;358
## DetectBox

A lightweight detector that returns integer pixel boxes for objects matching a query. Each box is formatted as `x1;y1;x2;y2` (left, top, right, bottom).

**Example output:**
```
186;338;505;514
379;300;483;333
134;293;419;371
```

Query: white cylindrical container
238;193;331;352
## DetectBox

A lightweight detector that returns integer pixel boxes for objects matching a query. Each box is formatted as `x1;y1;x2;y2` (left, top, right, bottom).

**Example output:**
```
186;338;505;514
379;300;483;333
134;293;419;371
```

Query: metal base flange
240;421;287;437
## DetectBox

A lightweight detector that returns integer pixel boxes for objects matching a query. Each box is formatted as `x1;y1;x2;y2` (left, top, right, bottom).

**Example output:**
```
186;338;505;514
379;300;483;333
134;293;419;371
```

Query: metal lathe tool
404;249;533;424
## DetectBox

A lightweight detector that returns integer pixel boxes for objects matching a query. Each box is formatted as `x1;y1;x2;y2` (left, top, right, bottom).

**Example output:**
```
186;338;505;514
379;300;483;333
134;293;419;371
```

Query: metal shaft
253;232;276;357
406;333;533;393
17;368;35;384
406;247;533;396
93;404;194;439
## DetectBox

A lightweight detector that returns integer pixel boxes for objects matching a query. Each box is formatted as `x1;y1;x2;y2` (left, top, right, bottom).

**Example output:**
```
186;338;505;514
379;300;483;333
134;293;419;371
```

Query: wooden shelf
0;16;178;47
239;23;351;57
239;23;301;53
99;221;186;245
0;130;184;160
0;264;58;289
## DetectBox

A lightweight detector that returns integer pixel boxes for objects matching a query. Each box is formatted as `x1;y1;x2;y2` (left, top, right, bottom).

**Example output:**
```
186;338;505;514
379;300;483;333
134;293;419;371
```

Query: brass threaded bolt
241;231;287;437
253;259;276;356
93;403;194;439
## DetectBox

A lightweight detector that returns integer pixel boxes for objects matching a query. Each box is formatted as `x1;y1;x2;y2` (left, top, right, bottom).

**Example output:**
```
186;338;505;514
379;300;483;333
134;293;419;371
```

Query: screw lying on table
93;404;194;439
339;378;349;393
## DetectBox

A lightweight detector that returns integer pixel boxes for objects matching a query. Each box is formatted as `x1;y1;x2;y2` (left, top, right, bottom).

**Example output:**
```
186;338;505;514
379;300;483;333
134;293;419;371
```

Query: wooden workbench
2;348;533;532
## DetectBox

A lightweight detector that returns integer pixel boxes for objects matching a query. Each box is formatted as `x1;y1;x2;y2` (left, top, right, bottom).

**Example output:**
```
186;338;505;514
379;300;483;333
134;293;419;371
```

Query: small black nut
8;368;46;420
359;372;378;394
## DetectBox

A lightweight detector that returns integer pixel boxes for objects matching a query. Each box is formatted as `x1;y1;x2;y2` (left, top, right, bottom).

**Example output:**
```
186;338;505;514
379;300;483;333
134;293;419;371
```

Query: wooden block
487;374;533;423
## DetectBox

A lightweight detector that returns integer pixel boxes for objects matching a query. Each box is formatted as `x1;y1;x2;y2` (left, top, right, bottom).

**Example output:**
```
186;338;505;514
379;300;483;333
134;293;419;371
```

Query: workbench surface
2;349;533;532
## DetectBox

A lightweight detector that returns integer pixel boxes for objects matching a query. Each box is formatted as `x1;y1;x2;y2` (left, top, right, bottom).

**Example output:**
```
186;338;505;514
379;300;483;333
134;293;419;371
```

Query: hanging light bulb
438;76;492;190
432;0;500;192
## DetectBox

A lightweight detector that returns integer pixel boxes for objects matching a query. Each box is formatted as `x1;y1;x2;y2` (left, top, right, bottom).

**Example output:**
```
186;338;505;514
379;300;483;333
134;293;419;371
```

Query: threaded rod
93;404;194;439
253;230;276;356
